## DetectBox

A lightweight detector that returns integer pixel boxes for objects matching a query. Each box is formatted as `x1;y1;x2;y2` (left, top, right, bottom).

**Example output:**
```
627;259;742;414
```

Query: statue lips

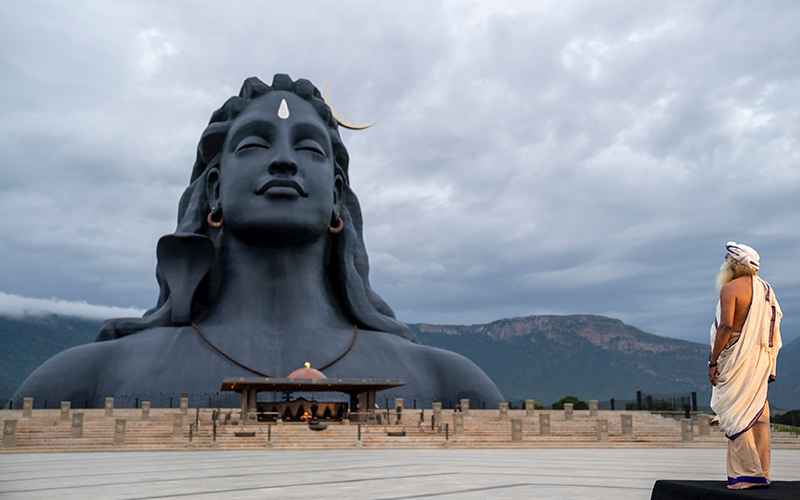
255;179;309;198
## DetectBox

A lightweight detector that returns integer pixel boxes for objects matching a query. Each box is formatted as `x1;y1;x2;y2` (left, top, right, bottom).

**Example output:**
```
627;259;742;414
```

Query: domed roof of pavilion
287;362;327;380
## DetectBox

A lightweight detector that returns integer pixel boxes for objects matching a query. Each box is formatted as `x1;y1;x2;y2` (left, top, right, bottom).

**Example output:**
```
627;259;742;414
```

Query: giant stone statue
12;75;503;407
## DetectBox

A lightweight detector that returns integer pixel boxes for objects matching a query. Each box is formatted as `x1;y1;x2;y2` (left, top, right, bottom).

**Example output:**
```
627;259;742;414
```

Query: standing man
709;241;782;490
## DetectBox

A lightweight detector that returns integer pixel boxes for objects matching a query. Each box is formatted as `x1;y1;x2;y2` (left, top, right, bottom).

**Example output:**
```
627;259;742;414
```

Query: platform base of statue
651;480;800;500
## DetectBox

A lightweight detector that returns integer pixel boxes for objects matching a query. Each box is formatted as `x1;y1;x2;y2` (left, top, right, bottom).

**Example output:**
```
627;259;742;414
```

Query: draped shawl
710;276;782;439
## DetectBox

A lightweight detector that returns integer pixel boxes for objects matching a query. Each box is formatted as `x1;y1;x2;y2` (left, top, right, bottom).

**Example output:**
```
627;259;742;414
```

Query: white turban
726;241;760;270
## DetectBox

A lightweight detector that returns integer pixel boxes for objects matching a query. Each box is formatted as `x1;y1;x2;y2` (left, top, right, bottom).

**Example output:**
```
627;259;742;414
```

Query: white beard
716;260;735;291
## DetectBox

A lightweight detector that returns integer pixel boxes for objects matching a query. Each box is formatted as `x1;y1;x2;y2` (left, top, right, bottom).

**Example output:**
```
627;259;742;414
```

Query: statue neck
200;232;349;332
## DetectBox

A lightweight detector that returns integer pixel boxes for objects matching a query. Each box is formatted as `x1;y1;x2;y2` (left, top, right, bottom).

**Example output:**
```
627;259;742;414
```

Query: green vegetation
507;400;545;410
771;409;800;427
552;395;588;410
770;423;800;436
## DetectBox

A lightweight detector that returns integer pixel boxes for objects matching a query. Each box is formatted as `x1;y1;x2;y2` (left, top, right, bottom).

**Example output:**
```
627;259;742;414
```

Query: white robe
710;276;782;439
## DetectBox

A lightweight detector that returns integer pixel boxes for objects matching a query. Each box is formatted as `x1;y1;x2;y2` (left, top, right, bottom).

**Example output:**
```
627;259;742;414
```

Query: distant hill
408;315;800;411
2;313;798;410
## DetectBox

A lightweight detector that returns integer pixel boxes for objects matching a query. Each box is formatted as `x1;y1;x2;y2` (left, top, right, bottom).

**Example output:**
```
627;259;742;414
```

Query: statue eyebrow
291;122;332;153
227;119;279;152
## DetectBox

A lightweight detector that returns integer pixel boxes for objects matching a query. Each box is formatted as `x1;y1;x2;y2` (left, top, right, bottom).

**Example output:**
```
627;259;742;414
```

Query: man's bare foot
728;482;768;490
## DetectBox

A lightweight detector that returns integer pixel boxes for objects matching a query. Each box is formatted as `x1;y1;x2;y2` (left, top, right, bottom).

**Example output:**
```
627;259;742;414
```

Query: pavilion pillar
240;388;249;421
349;392;358;421
361;390;377;424
246;390;257;424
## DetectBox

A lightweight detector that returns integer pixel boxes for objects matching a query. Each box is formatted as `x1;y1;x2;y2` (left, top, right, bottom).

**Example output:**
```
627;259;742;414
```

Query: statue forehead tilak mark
11;74;503;408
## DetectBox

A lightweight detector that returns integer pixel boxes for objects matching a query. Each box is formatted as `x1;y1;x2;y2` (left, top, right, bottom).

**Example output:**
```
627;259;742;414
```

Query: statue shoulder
358;331;503;402
12;326;184;401
12;340;115;400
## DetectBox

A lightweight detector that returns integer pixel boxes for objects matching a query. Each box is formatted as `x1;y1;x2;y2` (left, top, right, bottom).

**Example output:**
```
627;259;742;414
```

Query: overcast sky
1;0;798;346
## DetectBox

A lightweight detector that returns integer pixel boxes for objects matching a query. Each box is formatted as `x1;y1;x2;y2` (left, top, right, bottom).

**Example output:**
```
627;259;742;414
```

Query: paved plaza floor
1;448;799;499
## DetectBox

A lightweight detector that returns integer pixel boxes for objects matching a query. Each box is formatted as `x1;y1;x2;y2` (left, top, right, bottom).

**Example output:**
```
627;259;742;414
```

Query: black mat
651;480;800;500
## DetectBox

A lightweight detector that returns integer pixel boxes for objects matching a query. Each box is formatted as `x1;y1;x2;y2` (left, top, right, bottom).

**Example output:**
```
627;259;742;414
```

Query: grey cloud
1;0;798;346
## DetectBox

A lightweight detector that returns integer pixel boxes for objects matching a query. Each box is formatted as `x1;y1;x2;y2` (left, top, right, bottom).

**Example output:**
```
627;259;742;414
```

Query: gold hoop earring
207;207;224;228
328;215;343;234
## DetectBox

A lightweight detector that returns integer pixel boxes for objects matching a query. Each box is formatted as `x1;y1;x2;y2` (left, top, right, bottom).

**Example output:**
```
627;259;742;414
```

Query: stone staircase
2;408;799;453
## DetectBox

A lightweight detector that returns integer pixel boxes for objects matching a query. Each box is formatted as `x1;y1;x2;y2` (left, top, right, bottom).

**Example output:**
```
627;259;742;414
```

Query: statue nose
268;145;298;176
268;158;298;176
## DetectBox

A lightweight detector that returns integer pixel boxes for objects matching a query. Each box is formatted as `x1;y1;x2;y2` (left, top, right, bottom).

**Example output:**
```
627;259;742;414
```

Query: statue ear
333;173;344;212
206;167;221;209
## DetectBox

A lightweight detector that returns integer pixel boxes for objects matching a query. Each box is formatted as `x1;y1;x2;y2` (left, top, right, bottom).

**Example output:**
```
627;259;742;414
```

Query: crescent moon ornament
323;80;376;130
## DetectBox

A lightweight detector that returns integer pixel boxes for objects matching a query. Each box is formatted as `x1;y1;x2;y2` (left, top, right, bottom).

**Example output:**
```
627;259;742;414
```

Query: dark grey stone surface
12;75;502;408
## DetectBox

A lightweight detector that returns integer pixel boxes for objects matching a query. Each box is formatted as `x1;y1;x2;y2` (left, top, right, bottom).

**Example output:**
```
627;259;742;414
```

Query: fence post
60;401;71;421
498;403;509;420
511;419;523;442
453;412;464;435
2;420;17;447
621;414;633;436
564;403;573;421
173;414;183;438
589;400;598;418
105;397;114;417
596;419;608;441
114;419;126;445
681;418;693;442
23;398;33;417
525;400;536;417
636;391;642;410
696;414;710;436
539;413;551;436
141;402;150;421
71;413;84;438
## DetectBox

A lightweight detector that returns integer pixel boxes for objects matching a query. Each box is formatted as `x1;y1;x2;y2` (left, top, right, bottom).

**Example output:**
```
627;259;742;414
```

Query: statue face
214;91;338;243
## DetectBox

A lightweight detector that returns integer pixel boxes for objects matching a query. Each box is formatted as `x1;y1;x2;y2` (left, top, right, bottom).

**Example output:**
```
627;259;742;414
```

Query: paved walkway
2;449;799;499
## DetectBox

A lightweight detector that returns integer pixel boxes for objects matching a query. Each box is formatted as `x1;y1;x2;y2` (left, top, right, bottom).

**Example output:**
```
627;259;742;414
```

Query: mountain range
2;313;798;410
409;315;799;411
